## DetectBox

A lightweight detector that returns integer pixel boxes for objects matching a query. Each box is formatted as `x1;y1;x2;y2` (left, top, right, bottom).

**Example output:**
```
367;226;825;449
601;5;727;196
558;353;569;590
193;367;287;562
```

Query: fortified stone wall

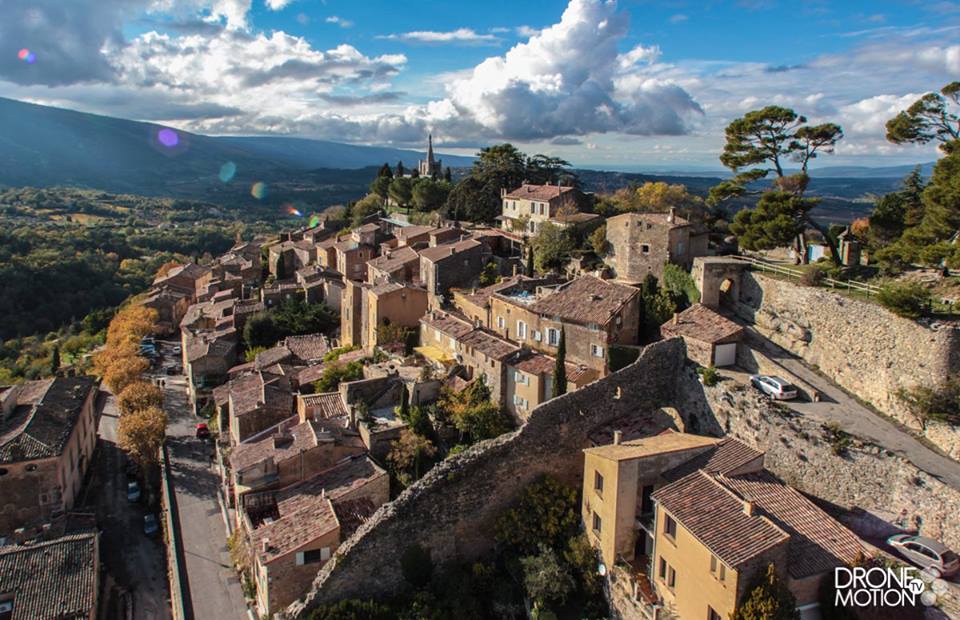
675;367;960;552
736;272;960;457
286;339;686;617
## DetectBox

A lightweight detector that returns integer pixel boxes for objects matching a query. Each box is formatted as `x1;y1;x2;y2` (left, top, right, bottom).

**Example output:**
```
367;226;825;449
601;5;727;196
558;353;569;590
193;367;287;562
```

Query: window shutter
296;552;305;566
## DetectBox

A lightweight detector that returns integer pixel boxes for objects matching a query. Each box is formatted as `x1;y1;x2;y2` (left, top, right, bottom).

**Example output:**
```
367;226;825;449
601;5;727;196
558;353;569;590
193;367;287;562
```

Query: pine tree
396;160;405;177
444;167;452;183
378;162;393;178
553;328;567;397
399;386;410;420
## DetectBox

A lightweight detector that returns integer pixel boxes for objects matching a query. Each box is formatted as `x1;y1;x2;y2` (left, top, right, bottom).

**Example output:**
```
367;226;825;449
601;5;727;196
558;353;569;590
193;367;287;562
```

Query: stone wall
736;272;960;457
675;366;960;552
285;339;686;617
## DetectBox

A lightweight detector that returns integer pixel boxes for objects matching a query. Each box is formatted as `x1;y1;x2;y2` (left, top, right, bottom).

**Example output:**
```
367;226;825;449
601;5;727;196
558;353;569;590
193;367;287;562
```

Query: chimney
743;501;755;516
613;430;622;445
667;207;676;224
672;312;680;325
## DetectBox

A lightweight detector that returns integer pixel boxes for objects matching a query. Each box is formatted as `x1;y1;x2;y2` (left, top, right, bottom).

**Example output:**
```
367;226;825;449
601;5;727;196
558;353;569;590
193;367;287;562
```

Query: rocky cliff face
737;272;960;458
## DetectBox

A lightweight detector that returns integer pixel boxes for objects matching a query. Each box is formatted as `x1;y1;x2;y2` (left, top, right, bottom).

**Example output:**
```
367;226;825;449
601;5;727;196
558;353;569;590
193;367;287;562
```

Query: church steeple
427;134;435;164
419;133;442;178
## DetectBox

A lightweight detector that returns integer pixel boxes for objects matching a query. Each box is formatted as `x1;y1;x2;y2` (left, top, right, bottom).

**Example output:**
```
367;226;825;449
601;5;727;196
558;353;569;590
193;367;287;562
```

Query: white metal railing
729;255;881;296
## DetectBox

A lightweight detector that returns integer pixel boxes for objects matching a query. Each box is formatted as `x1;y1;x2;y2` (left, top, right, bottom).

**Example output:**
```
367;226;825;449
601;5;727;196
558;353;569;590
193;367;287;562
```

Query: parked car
888;534;960;577
195;423;211;440
750;375;799;400
171;345;181;354
126;481;141;502
143;514;159;537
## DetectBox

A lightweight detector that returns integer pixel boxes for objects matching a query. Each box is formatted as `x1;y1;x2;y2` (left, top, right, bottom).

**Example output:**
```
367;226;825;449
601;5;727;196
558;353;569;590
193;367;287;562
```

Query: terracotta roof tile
525;276;638;327
0;377;96;464
418;238;482;263
660;304;744;344
503;184;576;201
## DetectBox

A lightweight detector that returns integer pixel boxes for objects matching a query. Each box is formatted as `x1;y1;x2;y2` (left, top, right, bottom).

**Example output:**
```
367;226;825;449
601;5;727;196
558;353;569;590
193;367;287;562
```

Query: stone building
503;351;597;421
226;370;295;444
0;377;99;536
605;210;708;283
357;282;429;351
499;184;582;235
0;531;100;620
366;246;420;284
488;276;641;374
418;238;487;305
417;135;442;178
581;432;864;620
246;455;389;617
659;304;744;368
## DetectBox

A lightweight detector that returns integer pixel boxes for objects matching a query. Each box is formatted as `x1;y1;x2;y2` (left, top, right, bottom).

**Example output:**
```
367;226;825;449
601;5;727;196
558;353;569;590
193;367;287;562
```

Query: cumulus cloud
325;16;353;28
377;28;499;45
264;0;293;10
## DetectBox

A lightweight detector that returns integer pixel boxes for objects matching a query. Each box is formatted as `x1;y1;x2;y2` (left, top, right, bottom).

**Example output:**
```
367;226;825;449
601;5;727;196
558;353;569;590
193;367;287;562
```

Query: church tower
418;134;442;178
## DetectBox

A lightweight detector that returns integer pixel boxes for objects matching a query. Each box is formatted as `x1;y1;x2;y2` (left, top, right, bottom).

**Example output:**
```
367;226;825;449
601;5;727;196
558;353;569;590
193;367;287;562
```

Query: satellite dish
598;563;607;576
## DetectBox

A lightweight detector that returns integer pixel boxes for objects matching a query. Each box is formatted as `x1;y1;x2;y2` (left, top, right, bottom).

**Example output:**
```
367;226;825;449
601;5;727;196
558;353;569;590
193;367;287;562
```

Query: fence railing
160;442;192;620
728;255;881;296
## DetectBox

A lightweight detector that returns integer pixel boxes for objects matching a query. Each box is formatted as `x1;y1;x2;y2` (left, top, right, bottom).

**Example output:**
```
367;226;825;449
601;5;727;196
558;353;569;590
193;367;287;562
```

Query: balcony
612;554;661;620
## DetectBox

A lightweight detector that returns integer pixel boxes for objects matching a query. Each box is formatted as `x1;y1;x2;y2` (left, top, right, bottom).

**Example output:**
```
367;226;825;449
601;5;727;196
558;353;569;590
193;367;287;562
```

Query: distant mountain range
0;96;930;220
0;96;473;198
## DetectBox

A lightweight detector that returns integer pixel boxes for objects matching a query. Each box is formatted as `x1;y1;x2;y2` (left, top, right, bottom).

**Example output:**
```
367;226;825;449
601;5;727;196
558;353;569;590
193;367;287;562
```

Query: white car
750;375;798;400
888;534;960;577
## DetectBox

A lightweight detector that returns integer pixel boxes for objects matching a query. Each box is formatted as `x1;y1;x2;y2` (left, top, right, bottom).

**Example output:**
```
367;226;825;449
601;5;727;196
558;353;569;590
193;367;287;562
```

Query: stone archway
692;257;745;310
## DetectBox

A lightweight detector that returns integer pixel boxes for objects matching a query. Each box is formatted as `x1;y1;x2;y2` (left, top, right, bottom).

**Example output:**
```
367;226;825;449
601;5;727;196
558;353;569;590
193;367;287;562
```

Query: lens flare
308;214;321;228
251;182;268;200
18;49;36;64
219;161;237;183
157;128;179;148
285;205;303;217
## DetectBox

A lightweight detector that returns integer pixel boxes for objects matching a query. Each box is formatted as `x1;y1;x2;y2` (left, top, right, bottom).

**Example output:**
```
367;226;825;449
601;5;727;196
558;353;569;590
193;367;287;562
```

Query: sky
1;0;958;169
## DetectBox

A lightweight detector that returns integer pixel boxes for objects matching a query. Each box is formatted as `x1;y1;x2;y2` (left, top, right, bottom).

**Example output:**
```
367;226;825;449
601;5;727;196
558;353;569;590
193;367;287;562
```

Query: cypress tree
50;345;60;375
526;244;535;277
553;328;567;397
399;386;410;421
444;167;452;183
396;160;405;177
378;162;393;178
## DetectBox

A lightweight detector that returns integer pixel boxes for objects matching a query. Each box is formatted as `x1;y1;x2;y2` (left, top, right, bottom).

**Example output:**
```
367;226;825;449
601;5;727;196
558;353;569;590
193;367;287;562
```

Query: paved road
745;330;960;490
153;341;249;620
94;389;170;620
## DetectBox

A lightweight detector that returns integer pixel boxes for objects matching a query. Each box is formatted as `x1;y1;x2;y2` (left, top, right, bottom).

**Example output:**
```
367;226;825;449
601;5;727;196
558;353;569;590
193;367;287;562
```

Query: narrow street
152;340;250;620
93;389;170;619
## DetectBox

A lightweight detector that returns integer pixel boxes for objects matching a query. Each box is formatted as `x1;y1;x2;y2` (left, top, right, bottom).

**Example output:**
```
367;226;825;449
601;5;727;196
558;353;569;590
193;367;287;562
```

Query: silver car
888;534;960;577
750;375;799;400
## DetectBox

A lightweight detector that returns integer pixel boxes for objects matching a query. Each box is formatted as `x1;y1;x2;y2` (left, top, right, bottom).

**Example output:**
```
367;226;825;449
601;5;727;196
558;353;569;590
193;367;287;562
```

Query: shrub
876;281;931;318
731;564;799;620
896;378;960;428
400;544;434;589
698;366;720;387
800;265;826;287
823;421;852;456
662;263;701;307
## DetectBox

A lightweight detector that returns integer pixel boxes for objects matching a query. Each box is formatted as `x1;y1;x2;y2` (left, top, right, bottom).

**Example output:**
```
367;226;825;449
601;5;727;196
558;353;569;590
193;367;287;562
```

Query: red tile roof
503;184;576;202
663;437;764;482
418;238;481;263
526;276;638;327
660;304;744;344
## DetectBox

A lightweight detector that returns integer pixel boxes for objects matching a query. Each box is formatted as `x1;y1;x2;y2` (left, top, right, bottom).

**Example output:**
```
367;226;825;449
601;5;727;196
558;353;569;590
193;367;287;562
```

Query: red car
195;423;210;440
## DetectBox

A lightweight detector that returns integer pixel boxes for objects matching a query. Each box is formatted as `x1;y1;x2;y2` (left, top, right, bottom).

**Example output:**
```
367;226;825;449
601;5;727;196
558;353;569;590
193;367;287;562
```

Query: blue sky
2;0;958;168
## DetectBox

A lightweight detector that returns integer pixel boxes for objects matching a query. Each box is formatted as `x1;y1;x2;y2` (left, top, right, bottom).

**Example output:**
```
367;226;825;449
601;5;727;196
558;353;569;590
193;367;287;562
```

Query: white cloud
377;28;498;44
516;25;540;37
325;15;353;28
669;14;688;24
264;0;293;10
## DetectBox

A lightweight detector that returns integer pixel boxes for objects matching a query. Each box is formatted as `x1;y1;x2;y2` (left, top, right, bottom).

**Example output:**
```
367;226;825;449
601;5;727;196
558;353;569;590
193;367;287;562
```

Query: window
530;203;536;215
434;330;441;342
592;512;602;533
708;607;722;620
667;566;676;589
591;344;603;358
25;464;37;473
658;557;667;579
594;471;604;494
533;330;542;342
297;547;331;565
710;555;726;582
547;328;560;346
517;321;527;339
539;204;546;215
497;316;505;329
641;243;650;254
513;394;528;409
514;371;528;385
664;515;677;540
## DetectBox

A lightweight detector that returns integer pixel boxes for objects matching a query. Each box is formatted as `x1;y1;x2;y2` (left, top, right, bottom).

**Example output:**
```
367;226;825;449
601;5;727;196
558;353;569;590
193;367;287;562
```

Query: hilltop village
4;137;960;620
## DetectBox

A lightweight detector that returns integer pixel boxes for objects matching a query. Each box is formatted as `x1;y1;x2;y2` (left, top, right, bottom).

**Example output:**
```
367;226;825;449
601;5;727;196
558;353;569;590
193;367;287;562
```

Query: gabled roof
420;311;475;339
662;437;764;482
418;238;482;263
503;184;577;201
300;392;350;420
458;328;519;361
653;470;790;569
0;377;97;464
660;304;744;344
525;276;638;327
0;532;98;620
607;211;691;229
367;246;419;273
284;334;330;363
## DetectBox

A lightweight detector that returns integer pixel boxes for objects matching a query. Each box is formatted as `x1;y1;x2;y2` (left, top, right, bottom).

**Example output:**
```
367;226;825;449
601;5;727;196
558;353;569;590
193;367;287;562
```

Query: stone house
499;183;581;235
366;246;420;284
316;237;341;272
427;226;463;247
140;286;191;335
261;281;302;308
503;352;597;421
451;275;558;328
226;370;295;445
182;327;238;411
228;413;365;515
246;455;389;617
488;276;641;374
659;304;744;368
393;224;434;248
360;282;429;351
296;265;344;309
0;531;100;620
0;377;98;536
604;210;709;284
339;280;368;348
268;240;316;279
418;238;487;305
335;239;376;282
581;432;863;620
152;262;211;299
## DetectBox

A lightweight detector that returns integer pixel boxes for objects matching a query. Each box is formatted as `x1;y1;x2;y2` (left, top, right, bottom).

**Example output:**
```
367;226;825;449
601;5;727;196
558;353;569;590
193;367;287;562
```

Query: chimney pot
668;207;676;224
743;501;754;516
613;430;622;445
672;312;680;325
